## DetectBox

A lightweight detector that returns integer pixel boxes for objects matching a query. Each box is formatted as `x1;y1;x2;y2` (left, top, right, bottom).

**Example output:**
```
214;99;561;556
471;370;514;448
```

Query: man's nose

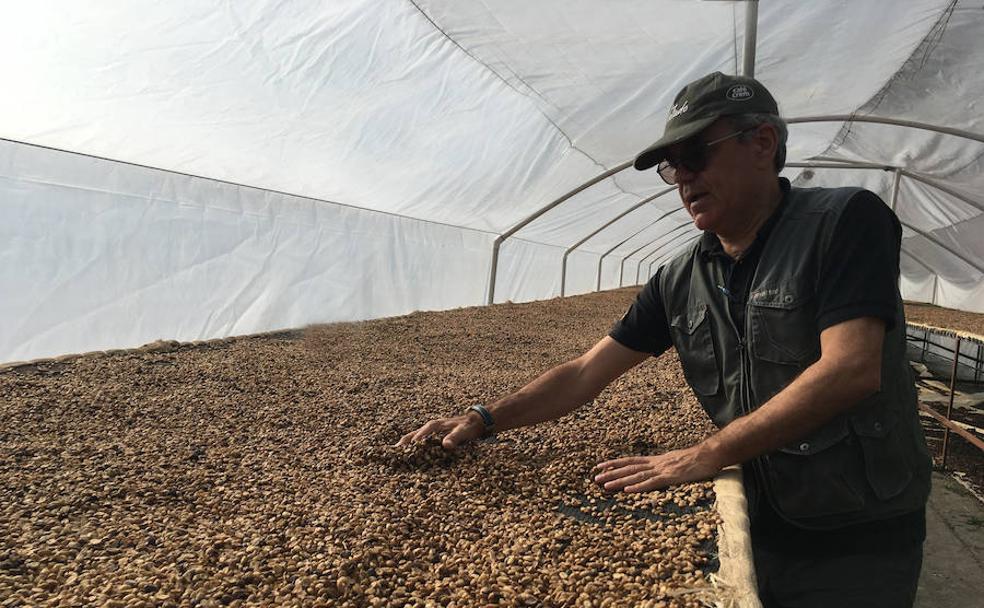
674;164;697;184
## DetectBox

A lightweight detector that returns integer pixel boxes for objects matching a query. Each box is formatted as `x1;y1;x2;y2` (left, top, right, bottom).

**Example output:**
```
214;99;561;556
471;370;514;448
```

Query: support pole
742;0;759;78
889;168;902;211
618;223;692;287
487;161;632;305
890;169;903;291
623;226;696;285
560;187;675;297
786;115;984;146
596;207;687;291
786;162;984;275
977;344;983;384
941;337;962;471
646;233;703;277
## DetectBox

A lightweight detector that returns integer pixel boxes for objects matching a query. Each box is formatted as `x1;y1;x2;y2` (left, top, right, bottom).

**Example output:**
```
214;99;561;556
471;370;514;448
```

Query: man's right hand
395;412;485;449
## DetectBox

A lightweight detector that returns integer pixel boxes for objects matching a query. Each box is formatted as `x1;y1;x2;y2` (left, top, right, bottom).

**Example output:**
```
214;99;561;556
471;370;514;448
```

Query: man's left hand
592;445;721;492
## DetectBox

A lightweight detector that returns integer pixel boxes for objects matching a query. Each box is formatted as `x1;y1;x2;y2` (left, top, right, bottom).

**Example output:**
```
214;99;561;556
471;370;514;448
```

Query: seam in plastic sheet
0;138;500;237
826;0;959;152
405;0;638;201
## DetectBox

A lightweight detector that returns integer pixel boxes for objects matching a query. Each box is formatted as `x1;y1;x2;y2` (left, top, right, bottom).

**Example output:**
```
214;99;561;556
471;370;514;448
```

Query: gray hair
729;113;788;172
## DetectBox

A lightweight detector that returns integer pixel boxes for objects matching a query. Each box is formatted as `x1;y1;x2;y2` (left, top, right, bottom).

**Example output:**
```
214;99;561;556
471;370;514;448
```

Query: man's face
665;119;762;234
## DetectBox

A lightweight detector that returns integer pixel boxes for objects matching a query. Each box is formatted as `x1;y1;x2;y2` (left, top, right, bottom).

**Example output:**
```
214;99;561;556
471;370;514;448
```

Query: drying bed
0;288;741;607
905;303;984;339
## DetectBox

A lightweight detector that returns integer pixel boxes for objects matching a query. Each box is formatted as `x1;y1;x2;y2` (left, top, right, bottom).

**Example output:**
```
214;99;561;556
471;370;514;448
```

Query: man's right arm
396;336;650;448
397;269;673;449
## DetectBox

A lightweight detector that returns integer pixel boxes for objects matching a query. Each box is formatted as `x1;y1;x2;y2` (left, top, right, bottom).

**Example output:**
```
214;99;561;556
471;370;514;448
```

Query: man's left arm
593;317;884;491
594;191;900;491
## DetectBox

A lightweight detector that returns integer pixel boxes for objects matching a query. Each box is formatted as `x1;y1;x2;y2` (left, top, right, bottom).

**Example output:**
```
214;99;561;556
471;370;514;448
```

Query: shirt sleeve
609;267;674;356
815;190;902;332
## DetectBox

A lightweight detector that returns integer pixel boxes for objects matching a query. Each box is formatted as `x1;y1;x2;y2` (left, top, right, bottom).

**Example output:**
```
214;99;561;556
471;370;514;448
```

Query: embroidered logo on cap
726;84;754;101
668;101;689;119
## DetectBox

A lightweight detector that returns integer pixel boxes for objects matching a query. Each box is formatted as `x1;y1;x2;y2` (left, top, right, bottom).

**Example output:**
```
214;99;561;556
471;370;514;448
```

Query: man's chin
692;214;714;232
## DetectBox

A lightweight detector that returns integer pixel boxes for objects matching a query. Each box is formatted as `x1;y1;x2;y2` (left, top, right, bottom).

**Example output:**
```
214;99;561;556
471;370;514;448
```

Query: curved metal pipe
487;161;632;304
645;233;704;281
619;222;692;287
596;207;687;291
560;187;675;296
786;115;984;146
619;226;695;286
634;228;699;284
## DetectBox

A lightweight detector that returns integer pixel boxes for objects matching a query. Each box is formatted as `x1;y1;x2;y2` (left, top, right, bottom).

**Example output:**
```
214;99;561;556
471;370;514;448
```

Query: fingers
593;463;649;485
624;476;670;493
409;422;443;445
394;420;443;447
592;456;648;473
601;469;654;492
395;417;476;449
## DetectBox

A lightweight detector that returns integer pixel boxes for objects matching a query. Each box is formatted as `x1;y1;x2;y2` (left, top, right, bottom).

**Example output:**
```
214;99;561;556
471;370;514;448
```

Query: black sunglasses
656;127;756;185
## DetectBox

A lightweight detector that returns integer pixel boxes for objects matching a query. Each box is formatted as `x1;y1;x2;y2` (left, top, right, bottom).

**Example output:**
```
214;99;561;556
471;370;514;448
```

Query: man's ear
752;124;779;169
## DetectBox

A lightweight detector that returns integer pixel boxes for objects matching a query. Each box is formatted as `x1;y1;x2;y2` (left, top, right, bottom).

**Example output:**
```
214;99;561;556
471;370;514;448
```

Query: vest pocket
669;304;720;397
767;418;867;519
850;398;913;501
749;282;820;365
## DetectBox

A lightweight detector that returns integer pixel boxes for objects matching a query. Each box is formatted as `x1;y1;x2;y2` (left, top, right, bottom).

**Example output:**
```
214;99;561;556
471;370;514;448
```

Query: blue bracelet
468;404;495;434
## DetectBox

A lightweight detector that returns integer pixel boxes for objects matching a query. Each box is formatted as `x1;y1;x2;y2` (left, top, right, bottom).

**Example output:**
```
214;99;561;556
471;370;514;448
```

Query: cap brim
633;116;718;171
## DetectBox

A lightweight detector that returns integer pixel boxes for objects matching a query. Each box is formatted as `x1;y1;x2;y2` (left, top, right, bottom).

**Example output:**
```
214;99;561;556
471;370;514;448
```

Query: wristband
467;404;495;436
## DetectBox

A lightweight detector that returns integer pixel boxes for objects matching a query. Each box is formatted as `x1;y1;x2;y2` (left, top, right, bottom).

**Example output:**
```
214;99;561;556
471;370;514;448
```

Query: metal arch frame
486;161;632;305
616;225;695;287
743;0;759;78
559;187;675;297
596;207;688;291
646;233;702;279
898;220;984;275
618;222;693;287
794;157;984;217
646;233;704;281
889;168;902;211
634;228;700;285
486;105;984;307
786;115;984;146
787;160;984;275
890;167;939;305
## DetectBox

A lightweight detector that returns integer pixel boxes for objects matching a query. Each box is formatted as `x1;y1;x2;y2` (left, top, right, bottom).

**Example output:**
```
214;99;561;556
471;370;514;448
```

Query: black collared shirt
609;178;923;553
698;179;790;341
610;178;900;356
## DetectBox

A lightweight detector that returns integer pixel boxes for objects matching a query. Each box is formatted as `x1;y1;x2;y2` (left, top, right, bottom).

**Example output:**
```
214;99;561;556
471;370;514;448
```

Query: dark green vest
659;184;932;529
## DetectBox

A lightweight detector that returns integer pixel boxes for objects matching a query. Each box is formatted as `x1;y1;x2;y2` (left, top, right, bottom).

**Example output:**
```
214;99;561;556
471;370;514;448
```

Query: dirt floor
3;289;982;607
0;289;720;608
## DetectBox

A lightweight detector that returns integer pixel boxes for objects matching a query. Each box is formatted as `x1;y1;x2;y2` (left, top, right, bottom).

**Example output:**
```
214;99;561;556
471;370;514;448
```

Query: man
398;72;932;607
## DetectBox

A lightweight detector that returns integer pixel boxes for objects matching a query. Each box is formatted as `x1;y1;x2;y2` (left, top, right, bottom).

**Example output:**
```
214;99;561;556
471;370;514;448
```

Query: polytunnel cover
0;0;982;363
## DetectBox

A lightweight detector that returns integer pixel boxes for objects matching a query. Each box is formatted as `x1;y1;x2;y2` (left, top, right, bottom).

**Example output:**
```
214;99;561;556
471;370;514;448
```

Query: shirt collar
698;177;791;261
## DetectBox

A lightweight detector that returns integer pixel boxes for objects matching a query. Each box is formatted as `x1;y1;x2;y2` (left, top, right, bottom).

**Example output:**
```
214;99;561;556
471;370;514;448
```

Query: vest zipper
721;282;775;524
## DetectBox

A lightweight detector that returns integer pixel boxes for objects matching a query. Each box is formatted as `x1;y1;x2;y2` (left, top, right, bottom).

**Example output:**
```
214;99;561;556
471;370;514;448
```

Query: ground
0;289;981;607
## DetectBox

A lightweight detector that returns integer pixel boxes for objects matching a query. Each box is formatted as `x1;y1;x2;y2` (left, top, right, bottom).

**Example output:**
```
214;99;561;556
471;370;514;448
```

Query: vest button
783;294;794;304
874;422;883;432
799;442;810;452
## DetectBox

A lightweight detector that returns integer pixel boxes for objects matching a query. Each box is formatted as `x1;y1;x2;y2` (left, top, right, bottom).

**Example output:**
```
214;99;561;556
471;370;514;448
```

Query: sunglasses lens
657;161;676;185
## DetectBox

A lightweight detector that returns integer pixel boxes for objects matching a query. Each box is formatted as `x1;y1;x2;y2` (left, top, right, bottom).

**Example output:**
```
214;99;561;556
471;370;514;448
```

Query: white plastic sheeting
0;140;494;360
1;0;982;363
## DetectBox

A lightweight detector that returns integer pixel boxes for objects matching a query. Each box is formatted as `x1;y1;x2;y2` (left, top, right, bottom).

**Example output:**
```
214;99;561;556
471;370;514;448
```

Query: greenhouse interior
2;1;983;607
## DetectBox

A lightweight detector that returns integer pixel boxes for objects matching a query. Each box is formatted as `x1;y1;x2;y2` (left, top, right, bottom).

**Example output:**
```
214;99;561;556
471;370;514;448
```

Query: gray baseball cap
635;72;779;171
